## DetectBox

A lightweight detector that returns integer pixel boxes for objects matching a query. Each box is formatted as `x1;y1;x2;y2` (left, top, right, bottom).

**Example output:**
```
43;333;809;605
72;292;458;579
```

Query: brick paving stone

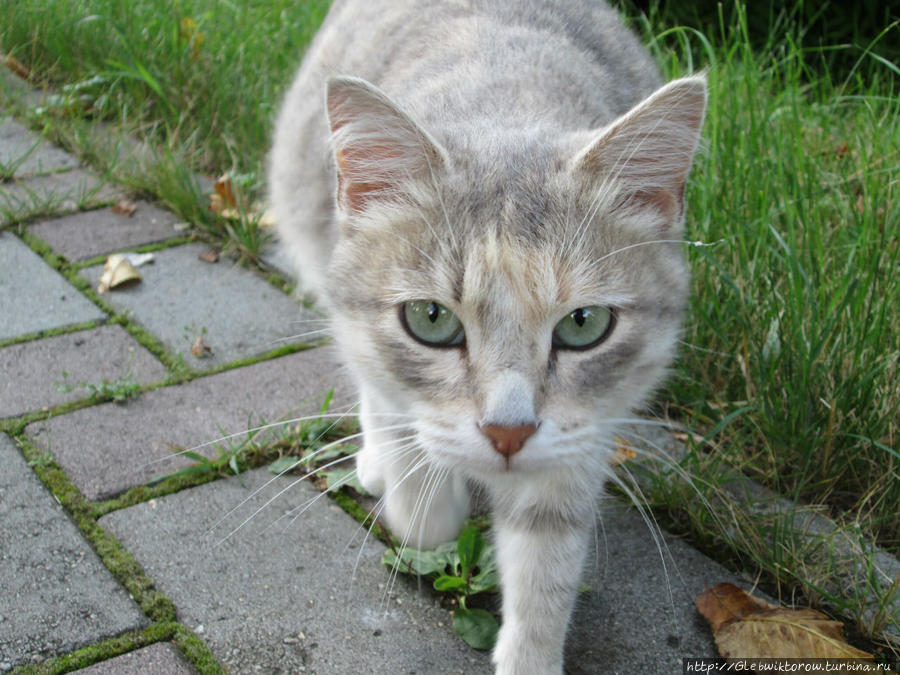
0;168;122;226
99;468;492;675
0;116;81;177
0;324;167;419
0;434;147;670
0;233;105;341
29;202;181;262
79;243;323;369
72;643;195;675
26;346;353;501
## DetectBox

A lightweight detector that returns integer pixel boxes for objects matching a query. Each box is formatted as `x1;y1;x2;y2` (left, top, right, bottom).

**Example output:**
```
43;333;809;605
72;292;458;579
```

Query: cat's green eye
401;300;465;347
552;306;614;350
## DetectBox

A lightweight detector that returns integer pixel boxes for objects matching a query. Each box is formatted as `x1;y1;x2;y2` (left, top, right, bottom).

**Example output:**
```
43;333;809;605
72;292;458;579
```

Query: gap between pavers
98;463;738;674
28;201;183;262
26;346;353;501
78;242;324;370
70;643;195;675
0;434;147;671
0;233;106;342
0;324;168;419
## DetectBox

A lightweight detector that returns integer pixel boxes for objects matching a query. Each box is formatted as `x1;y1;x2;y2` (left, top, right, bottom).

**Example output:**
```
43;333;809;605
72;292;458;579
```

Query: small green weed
55;369;141;403
150;390;355;484
383;525;500;650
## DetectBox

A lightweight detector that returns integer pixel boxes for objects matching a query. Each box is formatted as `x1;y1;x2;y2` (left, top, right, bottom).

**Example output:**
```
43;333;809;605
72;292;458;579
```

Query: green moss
73;235;196;271
171;624;225;674
10;624;174;674
15;436;176;620
0;319;102;350
9;622;224;675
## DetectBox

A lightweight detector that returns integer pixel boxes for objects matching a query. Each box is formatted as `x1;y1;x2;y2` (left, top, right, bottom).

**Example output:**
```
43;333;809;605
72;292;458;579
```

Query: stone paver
98;466;738;674
0;116;80;177
0;168;122;225
0;434;147;670
26;346;353;501
100;468;492;675
29;202;182;262
79;243;323;369
72;643;195;675
0;324;167;419
0;233;105;341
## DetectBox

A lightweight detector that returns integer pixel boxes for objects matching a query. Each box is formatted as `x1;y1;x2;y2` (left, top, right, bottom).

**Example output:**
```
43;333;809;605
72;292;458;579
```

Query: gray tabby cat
269;0;706;672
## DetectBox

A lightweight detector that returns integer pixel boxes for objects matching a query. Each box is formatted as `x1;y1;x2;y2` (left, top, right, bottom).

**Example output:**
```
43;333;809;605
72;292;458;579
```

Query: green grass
2;0;898;653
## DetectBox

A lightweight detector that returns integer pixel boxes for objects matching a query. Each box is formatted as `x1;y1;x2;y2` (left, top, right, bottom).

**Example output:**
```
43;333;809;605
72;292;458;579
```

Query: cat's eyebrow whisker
268;329;332;344
676;339;733;357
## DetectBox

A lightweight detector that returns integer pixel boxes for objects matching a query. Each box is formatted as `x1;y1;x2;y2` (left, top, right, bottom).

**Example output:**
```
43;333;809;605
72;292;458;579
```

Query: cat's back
302;0;659;123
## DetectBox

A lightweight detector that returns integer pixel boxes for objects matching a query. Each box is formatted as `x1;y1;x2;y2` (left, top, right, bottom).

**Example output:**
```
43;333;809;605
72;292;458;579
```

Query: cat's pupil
427;302;439;323
573;309;586;327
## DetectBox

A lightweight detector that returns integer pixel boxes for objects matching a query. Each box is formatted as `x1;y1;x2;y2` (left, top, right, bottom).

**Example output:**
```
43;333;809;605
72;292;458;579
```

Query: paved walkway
0;74;751;674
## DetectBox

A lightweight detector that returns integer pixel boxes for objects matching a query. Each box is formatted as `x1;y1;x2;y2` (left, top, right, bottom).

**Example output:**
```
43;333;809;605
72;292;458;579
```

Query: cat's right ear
572;75;707;230
326;77;447;215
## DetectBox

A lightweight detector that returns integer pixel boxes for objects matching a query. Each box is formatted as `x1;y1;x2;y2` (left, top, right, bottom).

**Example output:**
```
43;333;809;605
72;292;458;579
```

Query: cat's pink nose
480;423;537;459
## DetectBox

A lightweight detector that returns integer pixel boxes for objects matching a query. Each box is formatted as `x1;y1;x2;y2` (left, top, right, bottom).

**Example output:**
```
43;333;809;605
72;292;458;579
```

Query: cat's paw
382;467;470;550
492;635;564;675
355;443;386;496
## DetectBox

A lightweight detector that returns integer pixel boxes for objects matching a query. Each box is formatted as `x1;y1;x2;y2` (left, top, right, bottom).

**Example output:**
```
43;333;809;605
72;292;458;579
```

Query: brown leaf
112;200;138;217
4;54;31;80
191;336;212;358
198;250;219;263
208;192;225;215
611;437;637;466
213;175;238;209
696;583;874;660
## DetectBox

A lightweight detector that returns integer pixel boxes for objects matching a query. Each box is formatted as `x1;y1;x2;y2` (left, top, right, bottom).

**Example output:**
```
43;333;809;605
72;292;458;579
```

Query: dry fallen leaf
191;336;212;358
112;200;138;217
611;436;637;466
97;254;141;293
198;250;219;263
214;175;238;209
4;54;31;80
696;583;874;660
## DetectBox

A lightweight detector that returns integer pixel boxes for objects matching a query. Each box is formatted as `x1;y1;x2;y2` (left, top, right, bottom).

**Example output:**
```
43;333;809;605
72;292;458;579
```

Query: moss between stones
0;320;103;350
9;622;223;675
15;436;174;619
73;236;196;271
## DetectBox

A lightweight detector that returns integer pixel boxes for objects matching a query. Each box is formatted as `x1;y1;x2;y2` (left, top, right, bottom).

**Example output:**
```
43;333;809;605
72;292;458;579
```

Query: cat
268;0;706;672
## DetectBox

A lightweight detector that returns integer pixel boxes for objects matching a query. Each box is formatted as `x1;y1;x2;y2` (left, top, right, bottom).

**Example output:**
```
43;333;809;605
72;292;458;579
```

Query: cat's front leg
491;512;592;675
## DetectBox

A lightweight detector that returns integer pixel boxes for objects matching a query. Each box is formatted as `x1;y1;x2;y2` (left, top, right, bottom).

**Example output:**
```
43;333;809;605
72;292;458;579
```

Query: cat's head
323;75;706;480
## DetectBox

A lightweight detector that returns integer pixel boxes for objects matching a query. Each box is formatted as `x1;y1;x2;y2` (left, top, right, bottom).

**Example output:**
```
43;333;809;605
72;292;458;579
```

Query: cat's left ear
326;76;448;215
573;75;707;228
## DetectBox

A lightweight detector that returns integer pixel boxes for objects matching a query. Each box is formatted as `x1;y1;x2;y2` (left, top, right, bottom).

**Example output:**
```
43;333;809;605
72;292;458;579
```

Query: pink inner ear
629;187;681;225
335;142;401;213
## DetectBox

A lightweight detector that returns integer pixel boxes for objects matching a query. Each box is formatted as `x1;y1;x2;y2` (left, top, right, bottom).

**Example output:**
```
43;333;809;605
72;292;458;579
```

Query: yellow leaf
696;583;874;660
